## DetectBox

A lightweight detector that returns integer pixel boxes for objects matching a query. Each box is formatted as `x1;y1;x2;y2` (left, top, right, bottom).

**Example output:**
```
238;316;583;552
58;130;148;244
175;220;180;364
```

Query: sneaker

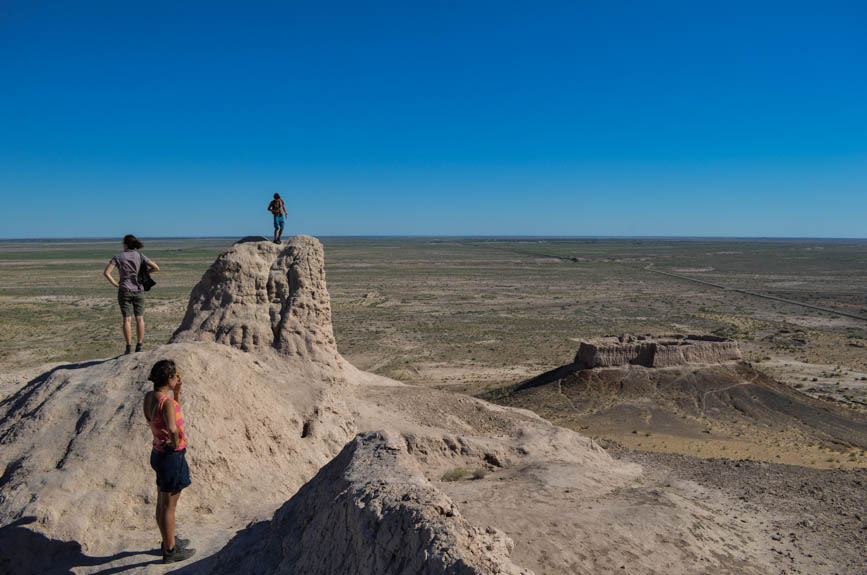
162;545;196;564
135;343;143;352
124;345;132;355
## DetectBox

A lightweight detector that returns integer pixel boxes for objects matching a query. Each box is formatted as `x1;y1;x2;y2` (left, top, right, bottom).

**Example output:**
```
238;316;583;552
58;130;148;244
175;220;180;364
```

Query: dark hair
148;359;176;389
273;193;280;199
123;234;144;250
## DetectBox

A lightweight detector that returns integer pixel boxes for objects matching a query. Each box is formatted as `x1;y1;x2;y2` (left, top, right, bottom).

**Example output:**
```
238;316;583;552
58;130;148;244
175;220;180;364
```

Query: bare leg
156;491;168;545
277;226;284;242
122;317;132;346
161;490;182;551
135;315;144;344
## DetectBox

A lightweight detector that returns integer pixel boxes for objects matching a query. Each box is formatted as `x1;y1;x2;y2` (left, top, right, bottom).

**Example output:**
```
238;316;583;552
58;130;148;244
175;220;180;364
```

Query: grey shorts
118;290;145;317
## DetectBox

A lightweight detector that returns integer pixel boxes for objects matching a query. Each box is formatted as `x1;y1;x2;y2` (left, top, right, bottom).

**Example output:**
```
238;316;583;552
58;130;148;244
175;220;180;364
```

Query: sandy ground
607;443;867;574
590;427;867;470
340;355;540;390
0;362;62;400
759;357;867;408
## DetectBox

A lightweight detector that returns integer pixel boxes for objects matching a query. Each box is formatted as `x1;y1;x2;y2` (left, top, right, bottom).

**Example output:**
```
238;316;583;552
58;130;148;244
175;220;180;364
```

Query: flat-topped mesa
575;334;742;368
171;235;338;365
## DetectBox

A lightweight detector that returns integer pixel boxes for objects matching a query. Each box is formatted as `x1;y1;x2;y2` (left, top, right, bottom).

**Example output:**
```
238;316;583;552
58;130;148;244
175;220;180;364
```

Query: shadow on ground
168;520;269;574
0;359;111;415
0;517;159;575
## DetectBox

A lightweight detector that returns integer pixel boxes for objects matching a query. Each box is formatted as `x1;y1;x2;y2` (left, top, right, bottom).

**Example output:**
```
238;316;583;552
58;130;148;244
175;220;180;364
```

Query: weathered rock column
171;235;339;366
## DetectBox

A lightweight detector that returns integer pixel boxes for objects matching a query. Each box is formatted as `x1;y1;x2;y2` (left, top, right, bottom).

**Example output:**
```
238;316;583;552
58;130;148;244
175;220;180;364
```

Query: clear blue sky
1;1;865;238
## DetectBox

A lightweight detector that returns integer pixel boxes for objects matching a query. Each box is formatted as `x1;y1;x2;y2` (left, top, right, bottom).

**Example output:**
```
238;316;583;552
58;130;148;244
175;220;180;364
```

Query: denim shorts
150;448;191;493
273;215;285;230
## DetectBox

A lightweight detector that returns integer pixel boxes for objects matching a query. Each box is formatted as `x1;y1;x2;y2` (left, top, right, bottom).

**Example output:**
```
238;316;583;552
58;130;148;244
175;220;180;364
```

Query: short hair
123;234;144;249
148;359;177;390
273;193;280;199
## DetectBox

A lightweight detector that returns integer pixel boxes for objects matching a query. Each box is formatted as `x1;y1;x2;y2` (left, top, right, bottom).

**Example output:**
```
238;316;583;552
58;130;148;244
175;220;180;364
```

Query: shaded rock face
171;235;338;366
199;431;532;575
575;334;742;368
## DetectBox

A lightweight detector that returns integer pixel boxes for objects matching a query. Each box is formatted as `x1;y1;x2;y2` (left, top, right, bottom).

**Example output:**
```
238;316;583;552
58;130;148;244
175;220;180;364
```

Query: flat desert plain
3;237;864;407
1;236;866;572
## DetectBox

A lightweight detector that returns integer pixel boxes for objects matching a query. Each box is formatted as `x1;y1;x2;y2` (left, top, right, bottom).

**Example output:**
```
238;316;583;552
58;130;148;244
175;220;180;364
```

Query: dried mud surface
607;444;867;574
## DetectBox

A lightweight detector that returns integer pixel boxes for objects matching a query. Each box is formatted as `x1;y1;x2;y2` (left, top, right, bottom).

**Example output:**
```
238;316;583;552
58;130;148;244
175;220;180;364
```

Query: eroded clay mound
487;356;867;452
576;334;742;368
0;343;354;554
184;431;532;575
171;235;338;366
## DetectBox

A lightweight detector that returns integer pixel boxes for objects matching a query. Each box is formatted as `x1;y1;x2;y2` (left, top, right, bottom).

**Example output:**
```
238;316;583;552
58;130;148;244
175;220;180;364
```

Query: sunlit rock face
171;235;339;367
575;334;742;368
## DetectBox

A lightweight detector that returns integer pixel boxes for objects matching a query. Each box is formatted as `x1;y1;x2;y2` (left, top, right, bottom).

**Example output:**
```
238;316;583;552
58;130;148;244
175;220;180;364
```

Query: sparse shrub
471;468;487;480
441;467;469;482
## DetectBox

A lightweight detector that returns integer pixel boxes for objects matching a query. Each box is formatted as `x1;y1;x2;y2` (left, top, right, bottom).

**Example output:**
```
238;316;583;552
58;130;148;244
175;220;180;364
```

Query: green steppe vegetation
1;237;866;392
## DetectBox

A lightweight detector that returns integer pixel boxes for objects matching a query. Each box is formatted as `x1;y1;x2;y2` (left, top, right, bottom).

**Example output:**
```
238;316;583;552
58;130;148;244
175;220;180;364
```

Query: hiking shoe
124;345;132;355
162;545;196;564
135;343;143;352
160;536;190;551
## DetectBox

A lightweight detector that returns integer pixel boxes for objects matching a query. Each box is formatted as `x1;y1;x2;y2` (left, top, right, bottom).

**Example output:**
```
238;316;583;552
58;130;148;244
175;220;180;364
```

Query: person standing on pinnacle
268;193;288;244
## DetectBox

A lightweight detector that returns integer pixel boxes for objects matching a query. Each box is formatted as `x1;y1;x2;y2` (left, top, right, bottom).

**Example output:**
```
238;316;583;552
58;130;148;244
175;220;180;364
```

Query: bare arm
147;260;160;271
103;263;119;288
281;201;287;217
163;399;181;449
142;391;154;422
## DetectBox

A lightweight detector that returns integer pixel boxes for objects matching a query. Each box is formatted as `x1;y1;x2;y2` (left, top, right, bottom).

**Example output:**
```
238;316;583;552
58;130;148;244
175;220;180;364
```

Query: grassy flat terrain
2;237;866;408
0;238;235;371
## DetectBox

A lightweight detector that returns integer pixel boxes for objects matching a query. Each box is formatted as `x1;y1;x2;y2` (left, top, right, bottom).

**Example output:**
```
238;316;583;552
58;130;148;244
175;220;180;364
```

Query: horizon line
1;234;866;242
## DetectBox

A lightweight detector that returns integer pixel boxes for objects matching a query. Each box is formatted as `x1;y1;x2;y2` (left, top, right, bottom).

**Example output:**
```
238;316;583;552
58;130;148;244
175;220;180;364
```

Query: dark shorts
118;290;145;317
273;215;285;230
150;448;191;493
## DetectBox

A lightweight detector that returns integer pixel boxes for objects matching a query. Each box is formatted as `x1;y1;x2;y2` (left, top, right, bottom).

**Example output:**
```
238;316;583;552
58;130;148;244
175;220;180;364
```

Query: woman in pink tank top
143;359;195;564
